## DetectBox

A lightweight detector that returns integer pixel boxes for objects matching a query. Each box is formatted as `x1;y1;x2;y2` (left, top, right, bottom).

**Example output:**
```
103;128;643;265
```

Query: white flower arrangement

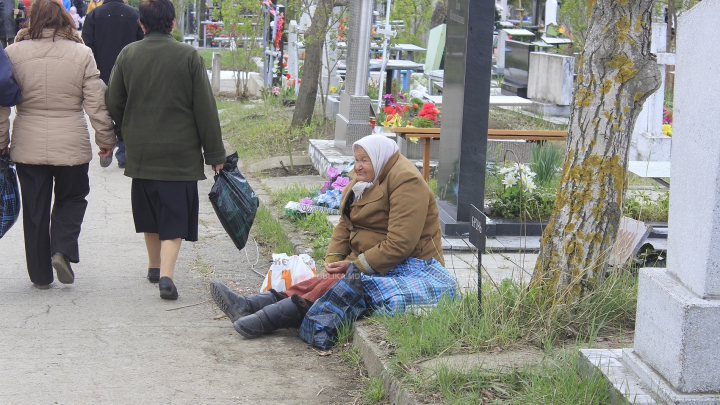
498;163;537;193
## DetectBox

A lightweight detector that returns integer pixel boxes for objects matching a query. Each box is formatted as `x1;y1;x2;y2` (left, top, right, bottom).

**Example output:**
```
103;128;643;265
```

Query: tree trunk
291;0;333;127
531;0;661;301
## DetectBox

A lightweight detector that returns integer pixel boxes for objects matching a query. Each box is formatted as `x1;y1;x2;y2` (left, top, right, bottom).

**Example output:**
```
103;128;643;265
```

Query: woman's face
354;147;375;183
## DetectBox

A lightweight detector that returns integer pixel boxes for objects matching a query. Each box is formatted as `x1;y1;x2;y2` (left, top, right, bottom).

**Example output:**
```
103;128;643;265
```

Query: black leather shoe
51;253;74;284
147;268;160;283
159;277;178;300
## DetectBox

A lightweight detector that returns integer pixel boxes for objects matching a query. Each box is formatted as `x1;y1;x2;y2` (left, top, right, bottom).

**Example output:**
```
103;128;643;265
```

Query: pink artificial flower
272;86;280;96
326;166;340;181
300;197;314;205
332;176;350;191
321;181;331;193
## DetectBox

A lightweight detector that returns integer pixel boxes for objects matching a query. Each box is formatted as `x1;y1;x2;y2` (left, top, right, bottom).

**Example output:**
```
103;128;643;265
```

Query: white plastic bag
260;253;317;293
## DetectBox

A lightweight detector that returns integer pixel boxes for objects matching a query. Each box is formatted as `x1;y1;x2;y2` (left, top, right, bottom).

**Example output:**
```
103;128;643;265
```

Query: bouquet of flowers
285;163;354;218
311;165;353;209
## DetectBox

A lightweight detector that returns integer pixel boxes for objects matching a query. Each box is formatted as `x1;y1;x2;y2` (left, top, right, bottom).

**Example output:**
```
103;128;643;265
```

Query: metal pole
478;253;482;314
377;0;392;106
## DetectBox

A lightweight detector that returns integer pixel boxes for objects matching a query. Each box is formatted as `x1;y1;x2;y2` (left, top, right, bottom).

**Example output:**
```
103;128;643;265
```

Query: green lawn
198;49;238;70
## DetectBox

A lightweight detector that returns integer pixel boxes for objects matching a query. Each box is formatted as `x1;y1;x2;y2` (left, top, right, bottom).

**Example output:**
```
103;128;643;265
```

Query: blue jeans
115;140;125;165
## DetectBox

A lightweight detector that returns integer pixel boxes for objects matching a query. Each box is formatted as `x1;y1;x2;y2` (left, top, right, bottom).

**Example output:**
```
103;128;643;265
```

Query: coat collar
15;28;84;44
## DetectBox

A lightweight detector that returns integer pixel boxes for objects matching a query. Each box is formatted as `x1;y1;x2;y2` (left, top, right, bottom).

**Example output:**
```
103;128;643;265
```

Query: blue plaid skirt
299;257;459;349
361;257;459;314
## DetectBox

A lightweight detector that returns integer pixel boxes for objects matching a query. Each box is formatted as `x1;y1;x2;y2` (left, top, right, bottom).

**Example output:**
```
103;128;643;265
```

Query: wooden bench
390;127;568;181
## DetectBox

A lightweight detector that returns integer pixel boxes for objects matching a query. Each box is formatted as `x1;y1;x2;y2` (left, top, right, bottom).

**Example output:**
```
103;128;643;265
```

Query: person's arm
81;49;115;151
105;52;126;141
0;48;21;107
359;174;428;274
80;11;95;52
0;106;10;153
16;1;25;20
190;50;225;166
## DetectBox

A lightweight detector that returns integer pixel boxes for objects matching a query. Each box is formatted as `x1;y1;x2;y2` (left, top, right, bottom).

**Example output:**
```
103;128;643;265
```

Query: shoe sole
233;321;262;339
99;156;112;168
51;256;75;284
160;288;178;300
210;281;243;322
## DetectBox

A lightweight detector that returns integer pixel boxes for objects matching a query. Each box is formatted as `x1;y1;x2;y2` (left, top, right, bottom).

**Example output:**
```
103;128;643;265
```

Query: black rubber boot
233;296;303;339
210;280;278;322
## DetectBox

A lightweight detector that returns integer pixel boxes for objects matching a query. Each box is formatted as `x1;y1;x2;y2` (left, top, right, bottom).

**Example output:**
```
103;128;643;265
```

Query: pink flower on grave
300;197;314;205
332;176;350;191
321;181;331;194
326;166;340;181
272;86;280;96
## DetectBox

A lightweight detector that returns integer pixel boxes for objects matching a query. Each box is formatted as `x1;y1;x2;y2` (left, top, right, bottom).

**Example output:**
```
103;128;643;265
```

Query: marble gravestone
436;0;495;236
333;0;372;153
580;1;720;403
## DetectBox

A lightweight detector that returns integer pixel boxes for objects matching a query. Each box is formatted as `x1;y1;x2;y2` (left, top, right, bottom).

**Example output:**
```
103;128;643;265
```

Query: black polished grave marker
436;0;494;236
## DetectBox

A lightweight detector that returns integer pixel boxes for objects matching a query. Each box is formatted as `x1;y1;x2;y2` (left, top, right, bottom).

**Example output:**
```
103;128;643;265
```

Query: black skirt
131;178;199;241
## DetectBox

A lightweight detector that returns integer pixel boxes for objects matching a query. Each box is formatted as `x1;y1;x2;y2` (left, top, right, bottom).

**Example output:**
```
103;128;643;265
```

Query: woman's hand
325;260;350;274
211;163;224;171
98;148;112;158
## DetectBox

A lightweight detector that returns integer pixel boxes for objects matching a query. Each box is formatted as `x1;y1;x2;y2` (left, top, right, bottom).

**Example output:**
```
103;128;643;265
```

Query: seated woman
210;134;458;339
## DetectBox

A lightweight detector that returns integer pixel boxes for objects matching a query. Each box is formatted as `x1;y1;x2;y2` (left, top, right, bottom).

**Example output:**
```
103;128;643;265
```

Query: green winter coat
105;32;226;181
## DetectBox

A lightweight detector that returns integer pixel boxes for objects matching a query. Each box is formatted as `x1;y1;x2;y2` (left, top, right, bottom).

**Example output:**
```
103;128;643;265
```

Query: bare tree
291;0;334;127
532;0;662;300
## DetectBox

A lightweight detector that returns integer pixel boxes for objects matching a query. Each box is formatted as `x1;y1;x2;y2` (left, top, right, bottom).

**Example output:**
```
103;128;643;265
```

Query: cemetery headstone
333;0;372;153
581;2;720;402
629;22;674;162
211;52;221;96
436;0;495;236
288;20;299;92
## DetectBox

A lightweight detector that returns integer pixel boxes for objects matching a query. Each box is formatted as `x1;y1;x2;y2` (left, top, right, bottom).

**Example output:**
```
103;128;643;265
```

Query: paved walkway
0;139;360;403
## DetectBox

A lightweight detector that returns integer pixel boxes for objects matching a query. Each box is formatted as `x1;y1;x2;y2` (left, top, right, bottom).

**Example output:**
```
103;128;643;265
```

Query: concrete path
0;142;360;403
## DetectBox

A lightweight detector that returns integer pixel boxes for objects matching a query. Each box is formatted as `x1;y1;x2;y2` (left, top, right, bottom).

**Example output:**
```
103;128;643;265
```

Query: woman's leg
160;238;182;280
15;164;54;285
144;233;162;268
49;164;89;263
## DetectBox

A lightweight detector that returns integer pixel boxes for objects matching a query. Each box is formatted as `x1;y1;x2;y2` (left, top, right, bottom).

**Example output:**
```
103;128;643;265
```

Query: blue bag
0;154;20;239
299;264;368;350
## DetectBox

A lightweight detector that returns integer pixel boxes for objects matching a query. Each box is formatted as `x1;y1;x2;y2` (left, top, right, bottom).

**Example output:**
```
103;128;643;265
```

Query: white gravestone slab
629;23;673;162
527;52;574;106
628;0;720;402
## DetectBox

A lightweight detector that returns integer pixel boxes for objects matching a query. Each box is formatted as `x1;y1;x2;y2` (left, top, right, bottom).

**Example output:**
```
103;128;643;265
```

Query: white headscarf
351;134;399;200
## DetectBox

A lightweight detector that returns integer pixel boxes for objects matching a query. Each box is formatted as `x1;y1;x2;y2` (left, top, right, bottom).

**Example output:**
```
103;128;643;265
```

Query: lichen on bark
531;0;661;301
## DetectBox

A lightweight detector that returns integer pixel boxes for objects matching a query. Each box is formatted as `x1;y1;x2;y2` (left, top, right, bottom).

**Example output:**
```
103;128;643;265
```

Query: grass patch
271;185;334;264
425;350;611;404
488;108;568;131
198;49;237;70
362;377;386;403
378;268;637;365
252;206;295;255
218;98;334;164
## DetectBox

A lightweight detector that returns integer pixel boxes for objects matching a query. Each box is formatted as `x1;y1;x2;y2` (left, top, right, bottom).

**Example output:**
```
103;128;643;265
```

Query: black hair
138;0;175;34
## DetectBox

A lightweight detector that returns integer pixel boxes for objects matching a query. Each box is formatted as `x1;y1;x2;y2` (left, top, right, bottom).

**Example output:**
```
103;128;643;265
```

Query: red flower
383;106;395;114
282;62;287;67
286;73;291;79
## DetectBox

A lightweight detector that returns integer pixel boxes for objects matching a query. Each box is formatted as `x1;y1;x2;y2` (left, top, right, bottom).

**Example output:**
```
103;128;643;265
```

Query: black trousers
16;164;90;285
